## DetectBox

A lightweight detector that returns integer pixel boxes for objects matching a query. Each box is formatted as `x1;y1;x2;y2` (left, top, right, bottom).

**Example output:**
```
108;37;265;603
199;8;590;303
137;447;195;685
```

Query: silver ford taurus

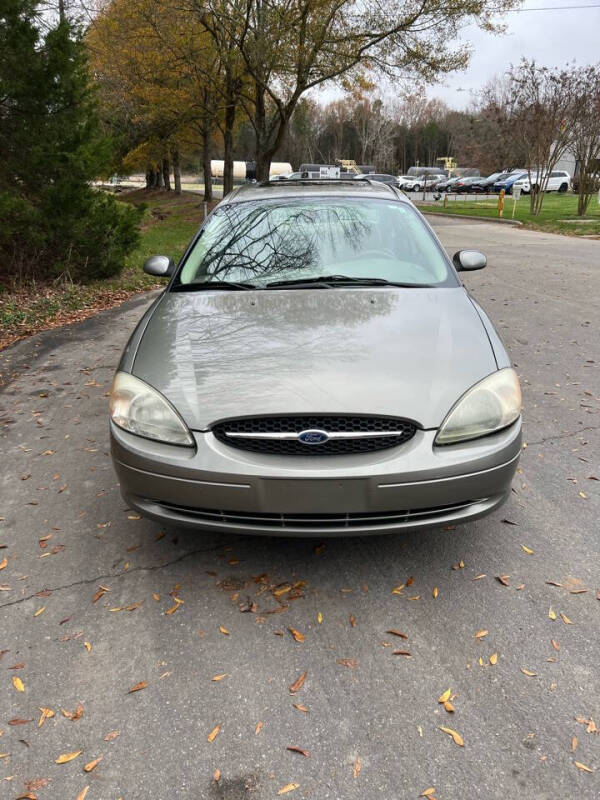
109;180;522;536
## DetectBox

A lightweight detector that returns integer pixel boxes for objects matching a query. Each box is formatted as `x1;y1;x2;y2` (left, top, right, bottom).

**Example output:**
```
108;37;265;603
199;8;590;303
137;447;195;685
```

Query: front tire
558;182;568;193
413;184;421;193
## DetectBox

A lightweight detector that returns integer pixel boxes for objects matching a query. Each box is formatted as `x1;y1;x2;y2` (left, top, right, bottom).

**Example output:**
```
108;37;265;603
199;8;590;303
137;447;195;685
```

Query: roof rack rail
257;178;381;188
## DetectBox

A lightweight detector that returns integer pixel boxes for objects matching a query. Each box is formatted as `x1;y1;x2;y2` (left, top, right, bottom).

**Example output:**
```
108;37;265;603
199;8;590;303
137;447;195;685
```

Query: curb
419;210;523;226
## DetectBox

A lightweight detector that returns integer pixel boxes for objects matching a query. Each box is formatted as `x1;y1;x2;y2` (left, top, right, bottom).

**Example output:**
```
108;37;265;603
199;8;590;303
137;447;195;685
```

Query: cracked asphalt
1;218;598;800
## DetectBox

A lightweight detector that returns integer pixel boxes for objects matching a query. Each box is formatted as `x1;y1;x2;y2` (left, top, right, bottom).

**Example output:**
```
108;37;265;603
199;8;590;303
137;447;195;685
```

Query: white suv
513;171;571;194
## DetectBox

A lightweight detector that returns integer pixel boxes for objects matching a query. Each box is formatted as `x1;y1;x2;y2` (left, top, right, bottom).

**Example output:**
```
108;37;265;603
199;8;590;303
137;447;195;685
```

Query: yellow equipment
335;159;360;174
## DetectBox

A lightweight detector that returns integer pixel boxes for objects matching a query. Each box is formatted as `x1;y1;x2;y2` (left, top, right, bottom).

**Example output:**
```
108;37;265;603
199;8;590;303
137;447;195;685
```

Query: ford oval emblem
298;429;329;445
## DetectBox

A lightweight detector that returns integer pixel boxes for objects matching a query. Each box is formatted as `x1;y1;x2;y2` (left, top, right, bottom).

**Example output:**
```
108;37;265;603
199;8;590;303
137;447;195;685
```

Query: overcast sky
432;1;600;108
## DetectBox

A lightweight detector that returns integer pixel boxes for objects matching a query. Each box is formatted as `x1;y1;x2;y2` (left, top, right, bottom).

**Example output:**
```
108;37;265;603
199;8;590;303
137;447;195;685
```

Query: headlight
435;368;521;445
109;372;194;446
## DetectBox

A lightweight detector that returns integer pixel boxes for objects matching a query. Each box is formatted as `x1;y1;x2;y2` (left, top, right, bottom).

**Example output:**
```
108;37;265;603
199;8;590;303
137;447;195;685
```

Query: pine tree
0;0;142;283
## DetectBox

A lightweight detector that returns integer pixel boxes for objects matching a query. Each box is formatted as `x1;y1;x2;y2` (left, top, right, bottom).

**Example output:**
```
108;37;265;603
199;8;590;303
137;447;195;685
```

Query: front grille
211;415;417;456
158;500;482;529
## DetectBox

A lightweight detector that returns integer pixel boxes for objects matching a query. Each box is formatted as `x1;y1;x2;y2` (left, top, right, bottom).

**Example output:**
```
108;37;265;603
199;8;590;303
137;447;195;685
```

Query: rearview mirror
453;250;487;271
143;255;175;277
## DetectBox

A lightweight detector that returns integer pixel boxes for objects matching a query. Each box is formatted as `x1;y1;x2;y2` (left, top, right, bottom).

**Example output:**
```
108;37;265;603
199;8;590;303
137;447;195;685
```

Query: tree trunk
223;96;236;196
155;163;163;189
162;157;171;191
172;148;182;195
202;128;213;202
254;83;270;182
146;166;154;189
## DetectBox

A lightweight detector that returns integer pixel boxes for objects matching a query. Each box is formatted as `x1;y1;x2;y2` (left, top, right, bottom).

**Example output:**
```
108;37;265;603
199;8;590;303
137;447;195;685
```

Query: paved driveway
1;219;598;799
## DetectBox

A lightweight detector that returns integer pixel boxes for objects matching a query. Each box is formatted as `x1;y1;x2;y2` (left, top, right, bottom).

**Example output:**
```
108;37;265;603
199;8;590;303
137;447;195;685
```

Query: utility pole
58;0;65;22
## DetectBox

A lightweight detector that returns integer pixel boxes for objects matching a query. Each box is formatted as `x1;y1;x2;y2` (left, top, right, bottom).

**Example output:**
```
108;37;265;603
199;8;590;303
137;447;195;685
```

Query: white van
513;171;571;194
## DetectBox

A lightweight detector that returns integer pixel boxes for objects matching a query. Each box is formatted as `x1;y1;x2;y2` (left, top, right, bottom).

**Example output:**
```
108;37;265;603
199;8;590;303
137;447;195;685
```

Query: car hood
131;288;497;430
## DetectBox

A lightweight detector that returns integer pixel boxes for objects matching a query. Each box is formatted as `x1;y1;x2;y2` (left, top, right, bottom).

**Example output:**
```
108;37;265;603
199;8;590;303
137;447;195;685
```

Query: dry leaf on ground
207;724;220;742
278;783;300;795
12;676;25;692
76;787;89;800
128;681;148;694
353;756;361;778
289;671;307;694
288;627;305;643
439;726;464;746
55;750;82;764
84;756;102;772
287;746;310;757
386;629;408;639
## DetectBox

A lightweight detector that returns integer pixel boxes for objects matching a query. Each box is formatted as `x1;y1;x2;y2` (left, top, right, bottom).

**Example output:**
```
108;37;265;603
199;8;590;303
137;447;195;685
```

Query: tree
0;0;141;283
570;65;600;216
504;60;581;215
191;0;519;181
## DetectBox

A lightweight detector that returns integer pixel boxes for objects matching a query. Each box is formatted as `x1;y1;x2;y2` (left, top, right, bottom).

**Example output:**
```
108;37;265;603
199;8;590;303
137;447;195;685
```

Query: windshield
175;198;456;289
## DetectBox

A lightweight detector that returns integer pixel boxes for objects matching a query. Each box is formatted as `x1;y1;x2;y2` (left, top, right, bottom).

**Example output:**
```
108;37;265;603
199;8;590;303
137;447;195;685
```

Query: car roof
223;179;408;205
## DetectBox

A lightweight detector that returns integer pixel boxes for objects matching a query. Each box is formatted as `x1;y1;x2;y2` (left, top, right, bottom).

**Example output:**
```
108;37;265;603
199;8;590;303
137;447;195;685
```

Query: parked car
454;177;483;194
511;170;571;194
399;174;444;192
110;180;522;536
439;177;463;192
492;172;528;195
354;173;402;188
470;172;504;193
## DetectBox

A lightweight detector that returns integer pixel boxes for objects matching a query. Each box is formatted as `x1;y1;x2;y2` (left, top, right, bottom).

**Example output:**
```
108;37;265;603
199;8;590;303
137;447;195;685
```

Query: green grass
417;193;600;236
0;189;213;349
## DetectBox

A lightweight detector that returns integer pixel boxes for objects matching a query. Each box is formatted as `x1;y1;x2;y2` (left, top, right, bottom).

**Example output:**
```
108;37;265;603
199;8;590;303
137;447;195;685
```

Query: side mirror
453;250;487;271
143;255;175;277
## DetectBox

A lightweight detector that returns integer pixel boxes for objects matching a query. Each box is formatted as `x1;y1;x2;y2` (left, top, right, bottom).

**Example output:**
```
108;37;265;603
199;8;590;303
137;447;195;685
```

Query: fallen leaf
393;650;411;656
13;676;25;692
289;671;307;694
560;613;573;624
212;674;228;682
219;626;230;635
473;574;486;580
574;761;594;773
255;721;263;735
84;756;102;772
62;703;84;721
439;726;464;746
92;586;108;603
153;593;160;602
475;630;489;639
386;629;408;639
552;639;560;651
549;608;557;620
490;652;498;665
353;755;361;778
207;724;220;742
0;557;7;570
337;658;359;668
128;681;147;694
578;491;587;499
76;788;89;800
521;668;537;677
420;790;436;798
15;794;37;800
287;746;310;757
392;584;405;594
317;612;323;624
104;730;120;741
83;642;91;653
444;701;455;713
432;586;438;599
293;703;308;713
349;615;356;627
496;575;510;586
9;718;33;725
278;784;299;795
55;750;82;764
571;736;578;752
33;606;45;617
38;707;54;727
438;689;452;704
288;627;305;643
521;545;534;555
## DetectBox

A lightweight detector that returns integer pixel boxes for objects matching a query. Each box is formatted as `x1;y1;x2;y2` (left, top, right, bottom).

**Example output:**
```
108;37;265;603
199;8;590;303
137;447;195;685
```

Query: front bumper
110;419;522;537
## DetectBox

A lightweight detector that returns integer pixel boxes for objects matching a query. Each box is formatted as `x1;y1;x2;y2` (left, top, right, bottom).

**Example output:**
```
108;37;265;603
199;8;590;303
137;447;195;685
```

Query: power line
516;3;600;9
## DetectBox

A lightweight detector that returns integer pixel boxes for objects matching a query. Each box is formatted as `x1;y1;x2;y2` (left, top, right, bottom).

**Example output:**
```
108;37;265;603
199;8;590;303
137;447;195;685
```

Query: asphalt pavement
0;218;598;800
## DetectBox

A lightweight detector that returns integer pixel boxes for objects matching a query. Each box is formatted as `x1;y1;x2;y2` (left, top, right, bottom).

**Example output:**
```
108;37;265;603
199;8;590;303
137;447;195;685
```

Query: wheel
413;184;421;192
558;182;568;193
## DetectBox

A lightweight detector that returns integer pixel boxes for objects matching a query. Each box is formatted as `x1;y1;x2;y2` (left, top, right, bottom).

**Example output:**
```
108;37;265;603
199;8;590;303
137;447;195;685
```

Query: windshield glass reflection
177;199;454;288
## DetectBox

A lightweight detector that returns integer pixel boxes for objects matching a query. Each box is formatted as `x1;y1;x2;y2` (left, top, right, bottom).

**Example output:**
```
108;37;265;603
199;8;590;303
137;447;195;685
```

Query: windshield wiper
172;280;258;292
266;275;433;289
